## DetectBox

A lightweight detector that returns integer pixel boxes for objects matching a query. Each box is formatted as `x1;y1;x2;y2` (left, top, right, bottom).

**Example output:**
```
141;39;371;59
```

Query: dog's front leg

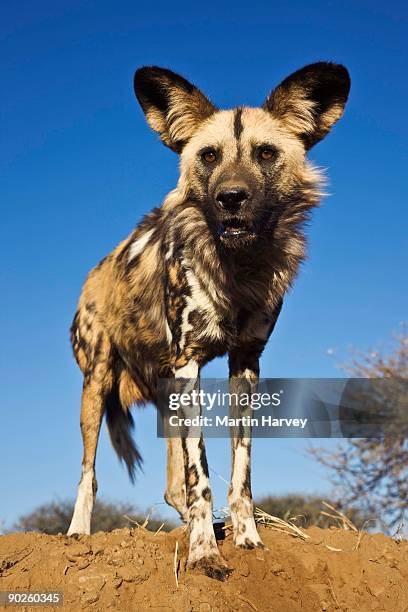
228;351;264;549
175;361;230;580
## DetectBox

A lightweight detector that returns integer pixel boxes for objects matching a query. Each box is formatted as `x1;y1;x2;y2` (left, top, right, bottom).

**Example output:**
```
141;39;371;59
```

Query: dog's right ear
263;62;350;149
134;67;217;153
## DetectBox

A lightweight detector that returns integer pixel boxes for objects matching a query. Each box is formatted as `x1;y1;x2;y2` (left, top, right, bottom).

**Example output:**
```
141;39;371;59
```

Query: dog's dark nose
216;188;250;212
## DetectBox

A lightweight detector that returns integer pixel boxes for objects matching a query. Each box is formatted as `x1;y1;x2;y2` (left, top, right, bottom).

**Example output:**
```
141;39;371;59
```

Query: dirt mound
0;525;407;611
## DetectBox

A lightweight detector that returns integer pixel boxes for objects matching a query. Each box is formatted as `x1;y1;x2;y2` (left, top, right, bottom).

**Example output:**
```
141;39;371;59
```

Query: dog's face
134;63;350;249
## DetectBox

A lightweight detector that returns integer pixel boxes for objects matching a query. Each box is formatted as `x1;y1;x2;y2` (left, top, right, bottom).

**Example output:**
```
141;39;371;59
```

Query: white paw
232;516;264;549
67;517;91;536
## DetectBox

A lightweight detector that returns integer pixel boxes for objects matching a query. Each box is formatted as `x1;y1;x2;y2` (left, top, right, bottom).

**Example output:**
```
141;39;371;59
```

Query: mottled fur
68;62;350;578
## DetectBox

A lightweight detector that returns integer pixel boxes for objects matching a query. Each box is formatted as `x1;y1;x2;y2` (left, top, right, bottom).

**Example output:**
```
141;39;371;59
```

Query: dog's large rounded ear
263;62;350;149
134;66;217;153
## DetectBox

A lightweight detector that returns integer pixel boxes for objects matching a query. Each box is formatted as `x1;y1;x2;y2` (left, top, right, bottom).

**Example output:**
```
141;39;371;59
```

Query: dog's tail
105;377;143;483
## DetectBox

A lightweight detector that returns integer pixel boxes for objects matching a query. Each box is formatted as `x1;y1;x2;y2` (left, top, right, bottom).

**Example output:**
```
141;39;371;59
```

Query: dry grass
252;501;377;554
320;501;358;532
319;501;380;552
124;513;151;530
254;507;310;541
124;507;170;535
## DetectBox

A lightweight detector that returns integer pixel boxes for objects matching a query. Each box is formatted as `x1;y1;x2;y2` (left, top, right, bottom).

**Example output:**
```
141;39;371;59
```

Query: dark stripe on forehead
234;107;243;140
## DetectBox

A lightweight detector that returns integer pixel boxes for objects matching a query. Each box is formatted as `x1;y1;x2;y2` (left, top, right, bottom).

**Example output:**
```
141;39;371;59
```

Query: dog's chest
181;267;229;346
166;256;273;366
166;260;235;360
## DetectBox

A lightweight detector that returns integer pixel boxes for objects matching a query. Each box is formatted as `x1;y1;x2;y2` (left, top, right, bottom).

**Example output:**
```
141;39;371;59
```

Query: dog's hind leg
67;381;106;535
164;436;187;522
68;332;113;536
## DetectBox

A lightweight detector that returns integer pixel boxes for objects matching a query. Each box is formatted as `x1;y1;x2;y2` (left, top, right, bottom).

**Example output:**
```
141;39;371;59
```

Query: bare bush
309;327;408;532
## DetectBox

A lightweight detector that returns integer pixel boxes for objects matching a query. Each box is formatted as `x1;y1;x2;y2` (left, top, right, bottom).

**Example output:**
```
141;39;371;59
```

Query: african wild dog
68;62;350;579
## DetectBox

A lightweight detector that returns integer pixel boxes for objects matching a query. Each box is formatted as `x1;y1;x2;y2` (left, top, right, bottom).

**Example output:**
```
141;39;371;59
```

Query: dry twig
174;541;179;588
154;522;165;536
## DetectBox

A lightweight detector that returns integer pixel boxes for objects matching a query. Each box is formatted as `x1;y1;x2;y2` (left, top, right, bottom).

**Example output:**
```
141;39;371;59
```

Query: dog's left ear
263;62;350;149
134;66;217;153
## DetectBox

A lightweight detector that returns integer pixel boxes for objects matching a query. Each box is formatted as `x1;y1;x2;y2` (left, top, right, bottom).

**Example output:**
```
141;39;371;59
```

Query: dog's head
134;63;350;250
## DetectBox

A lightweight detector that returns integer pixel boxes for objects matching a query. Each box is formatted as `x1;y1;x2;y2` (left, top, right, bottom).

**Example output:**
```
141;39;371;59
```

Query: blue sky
1;1;407;529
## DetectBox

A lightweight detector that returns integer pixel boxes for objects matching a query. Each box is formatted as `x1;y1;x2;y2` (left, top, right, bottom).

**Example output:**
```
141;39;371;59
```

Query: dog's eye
202;150;217;163
259;146;276;161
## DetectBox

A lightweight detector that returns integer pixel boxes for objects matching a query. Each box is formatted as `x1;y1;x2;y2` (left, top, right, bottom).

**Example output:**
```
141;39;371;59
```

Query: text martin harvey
168;415;308;429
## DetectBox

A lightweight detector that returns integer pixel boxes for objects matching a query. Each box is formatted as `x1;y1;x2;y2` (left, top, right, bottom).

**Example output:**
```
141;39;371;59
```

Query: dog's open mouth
218;219;255;239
